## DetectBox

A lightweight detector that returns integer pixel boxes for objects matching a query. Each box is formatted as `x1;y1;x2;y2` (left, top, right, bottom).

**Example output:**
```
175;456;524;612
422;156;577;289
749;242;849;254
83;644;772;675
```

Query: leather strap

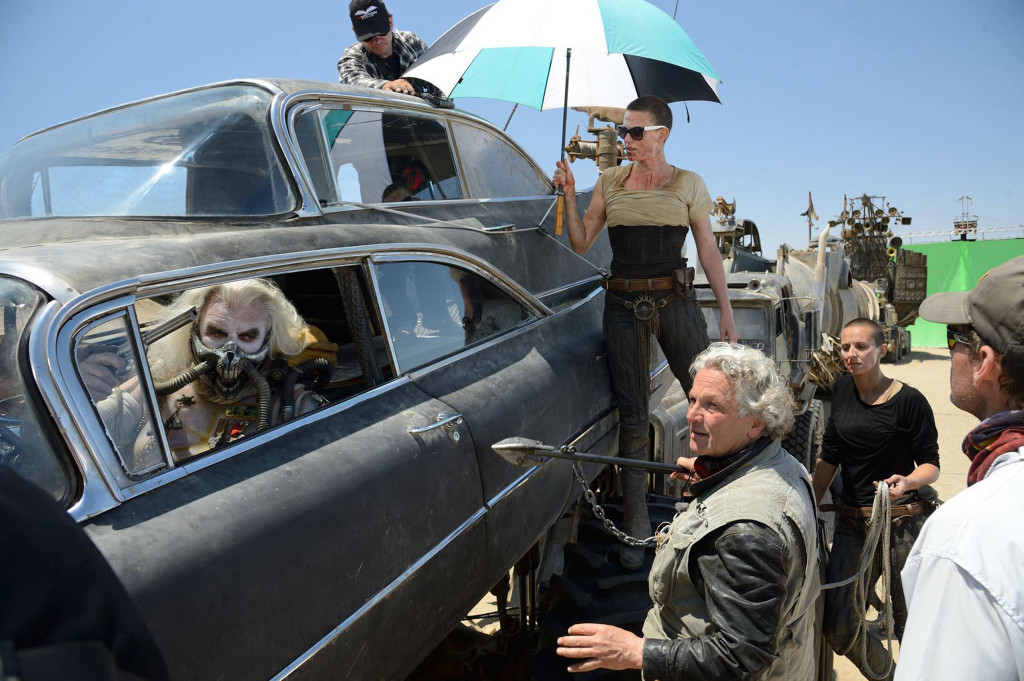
818;501;928;518
602;276;675;292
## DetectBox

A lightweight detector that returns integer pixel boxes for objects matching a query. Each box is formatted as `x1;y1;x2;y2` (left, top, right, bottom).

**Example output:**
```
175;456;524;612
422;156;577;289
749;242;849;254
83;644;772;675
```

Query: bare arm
691;215;738;341
553;161;607;254
811;460;838;507
881;462;939;500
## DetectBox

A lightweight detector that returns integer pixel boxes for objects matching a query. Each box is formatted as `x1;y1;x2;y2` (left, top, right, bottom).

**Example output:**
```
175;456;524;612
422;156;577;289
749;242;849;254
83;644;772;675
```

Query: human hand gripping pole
553;161;574;237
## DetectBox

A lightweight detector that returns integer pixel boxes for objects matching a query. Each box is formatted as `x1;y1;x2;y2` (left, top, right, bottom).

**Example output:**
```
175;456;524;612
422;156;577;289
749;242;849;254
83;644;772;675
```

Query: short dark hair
842;318;885;348
966;328;1024;409
626;96;672;130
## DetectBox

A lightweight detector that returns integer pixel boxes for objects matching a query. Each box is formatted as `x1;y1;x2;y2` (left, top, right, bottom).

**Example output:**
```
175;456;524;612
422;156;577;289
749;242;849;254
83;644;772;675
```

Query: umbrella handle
555;192;565;235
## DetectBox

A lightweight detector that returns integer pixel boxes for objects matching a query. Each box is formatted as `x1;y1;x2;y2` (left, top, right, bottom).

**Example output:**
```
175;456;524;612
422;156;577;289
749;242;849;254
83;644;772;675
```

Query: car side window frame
56;295;184;512
288;101;467;209
448;118;553;200
367;253;546;376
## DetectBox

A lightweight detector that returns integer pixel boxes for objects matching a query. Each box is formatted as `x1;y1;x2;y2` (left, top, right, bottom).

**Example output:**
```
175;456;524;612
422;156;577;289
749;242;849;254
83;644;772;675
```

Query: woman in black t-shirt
812;318;939;677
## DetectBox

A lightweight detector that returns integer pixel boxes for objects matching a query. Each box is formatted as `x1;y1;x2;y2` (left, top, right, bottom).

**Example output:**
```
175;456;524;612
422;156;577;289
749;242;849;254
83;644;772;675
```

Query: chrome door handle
408;412;465;442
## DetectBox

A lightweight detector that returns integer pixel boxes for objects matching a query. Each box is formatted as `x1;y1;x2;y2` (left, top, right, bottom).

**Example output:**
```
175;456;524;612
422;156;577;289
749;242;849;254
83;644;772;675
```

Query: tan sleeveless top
601;164;715;227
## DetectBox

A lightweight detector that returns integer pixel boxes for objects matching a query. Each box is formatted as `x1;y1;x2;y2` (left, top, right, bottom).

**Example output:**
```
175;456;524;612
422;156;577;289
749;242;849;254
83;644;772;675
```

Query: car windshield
0;85;297;220
0;276;72;503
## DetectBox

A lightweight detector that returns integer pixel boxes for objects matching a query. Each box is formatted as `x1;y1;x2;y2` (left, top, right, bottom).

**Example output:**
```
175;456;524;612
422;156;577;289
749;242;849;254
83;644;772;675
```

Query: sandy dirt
831;346;975;680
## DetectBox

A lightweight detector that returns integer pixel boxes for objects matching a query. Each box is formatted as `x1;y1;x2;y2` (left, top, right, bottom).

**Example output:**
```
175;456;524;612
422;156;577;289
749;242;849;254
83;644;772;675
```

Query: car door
371;255;615;572
57;263;488;680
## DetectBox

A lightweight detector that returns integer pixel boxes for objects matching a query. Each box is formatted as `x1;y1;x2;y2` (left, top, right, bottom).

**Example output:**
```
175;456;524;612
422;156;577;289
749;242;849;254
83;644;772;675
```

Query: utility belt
819;500;929;520
603;265;695;296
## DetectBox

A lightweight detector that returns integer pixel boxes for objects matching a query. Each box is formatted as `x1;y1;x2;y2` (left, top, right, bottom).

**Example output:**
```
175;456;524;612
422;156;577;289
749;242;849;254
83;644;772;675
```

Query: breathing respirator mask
190;329;272;403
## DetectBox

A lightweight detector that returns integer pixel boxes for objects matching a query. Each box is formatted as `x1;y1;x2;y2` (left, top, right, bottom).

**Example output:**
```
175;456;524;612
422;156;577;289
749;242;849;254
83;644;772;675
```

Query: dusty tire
529;495;678;681
783;399;823;473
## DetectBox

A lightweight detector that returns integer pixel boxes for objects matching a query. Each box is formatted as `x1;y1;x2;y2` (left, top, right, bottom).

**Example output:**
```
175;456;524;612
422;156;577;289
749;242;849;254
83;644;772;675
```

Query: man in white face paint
90;279;332;462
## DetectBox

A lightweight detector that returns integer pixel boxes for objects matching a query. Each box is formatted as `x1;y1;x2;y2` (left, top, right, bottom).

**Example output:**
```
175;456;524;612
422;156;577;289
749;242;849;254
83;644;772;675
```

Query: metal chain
570;459;658;548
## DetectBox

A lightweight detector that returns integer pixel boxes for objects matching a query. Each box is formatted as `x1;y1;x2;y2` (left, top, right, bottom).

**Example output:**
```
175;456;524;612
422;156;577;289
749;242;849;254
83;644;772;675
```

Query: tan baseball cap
919;254;1024;361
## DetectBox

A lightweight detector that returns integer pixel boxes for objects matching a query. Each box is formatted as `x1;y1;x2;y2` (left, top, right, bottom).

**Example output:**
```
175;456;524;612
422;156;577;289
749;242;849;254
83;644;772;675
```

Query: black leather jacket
642;521;794;680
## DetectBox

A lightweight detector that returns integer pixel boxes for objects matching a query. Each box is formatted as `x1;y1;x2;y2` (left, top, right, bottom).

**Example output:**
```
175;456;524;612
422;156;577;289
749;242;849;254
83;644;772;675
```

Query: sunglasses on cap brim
616;125;667;141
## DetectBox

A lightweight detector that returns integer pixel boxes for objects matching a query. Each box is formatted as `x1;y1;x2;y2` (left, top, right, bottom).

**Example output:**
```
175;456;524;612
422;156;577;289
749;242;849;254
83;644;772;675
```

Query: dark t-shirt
821;374;940;505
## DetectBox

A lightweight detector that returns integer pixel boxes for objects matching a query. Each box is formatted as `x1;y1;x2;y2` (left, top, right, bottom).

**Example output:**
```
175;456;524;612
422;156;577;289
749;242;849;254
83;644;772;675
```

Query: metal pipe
492;437;685;474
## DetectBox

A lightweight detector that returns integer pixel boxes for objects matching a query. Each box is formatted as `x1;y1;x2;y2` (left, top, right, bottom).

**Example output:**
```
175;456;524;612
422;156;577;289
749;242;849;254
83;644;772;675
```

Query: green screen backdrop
905;239;1024;347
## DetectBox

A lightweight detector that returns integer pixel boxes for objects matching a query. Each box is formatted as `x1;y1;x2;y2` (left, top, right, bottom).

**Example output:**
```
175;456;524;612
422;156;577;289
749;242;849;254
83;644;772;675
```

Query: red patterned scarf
962;410;1024;486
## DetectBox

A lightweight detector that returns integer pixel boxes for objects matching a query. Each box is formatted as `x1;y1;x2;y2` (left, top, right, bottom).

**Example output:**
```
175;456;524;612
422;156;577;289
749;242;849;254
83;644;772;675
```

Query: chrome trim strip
363;259;403;376
535;276;604;304
29;301;124;520
485;466;538;509
274;98;323;218
272;504;488;679
0;261;79;304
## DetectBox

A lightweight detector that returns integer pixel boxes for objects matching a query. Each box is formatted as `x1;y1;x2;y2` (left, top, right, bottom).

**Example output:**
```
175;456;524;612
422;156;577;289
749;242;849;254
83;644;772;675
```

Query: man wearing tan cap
896;255;1024;679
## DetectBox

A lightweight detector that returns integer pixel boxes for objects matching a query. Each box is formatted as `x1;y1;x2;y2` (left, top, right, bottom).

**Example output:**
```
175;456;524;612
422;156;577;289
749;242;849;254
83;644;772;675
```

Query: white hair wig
147;278;307;380
689;342;795;440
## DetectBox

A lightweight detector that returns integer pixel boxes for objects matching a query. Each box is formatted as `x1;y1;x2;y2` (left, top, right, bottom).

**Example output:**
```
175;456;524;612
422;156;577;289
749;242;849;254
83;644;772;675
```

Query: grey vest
642;439;820;681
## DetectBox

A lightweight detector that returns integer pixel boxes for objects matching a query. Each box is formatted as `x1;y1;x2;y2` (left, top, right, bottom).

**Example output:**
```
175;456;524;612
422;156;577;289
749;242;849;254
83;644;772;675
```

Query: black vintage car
0;80;690;680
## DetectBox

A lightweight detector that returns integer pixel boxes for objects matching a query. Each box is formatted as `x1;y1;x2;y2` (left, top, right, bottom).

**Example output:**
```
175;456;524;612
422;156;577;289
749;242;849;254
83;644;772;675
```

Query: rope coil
821;481;895;680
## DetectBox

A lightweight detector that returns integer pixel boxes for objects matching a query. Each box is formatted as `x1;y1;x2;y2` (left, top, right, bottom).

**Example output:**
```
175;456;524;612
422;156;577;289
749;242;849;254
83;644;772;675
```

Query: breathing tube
242;362;272;432
280;357;333;422
154;358;215;397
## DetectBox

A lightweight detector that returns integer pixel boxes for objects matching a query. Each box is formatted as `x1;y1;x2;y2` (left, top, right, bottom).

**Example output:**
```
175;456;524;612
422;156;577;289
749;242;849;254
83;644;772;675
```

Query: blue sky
1;0;1021;253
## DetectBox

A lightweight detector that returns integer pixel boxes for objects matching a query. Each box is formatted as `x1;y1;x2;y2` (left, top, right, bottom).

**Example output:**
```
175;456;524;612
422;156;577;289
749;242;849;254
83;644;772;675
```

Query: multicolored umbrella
404;0;721;111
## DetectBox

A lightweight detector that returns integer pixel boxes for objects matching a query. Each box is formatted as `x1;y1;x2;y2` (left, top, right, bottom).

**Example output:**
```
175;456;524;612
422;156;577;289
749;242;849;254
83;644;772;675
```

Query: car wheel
783;399;823;474
529;494;678;680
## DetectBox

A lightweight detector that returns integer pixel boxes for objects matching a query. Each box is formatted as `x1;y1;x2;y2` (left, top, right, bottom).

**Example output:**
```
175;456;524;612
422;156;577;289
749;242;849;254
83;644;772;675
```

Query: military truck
828;194;928;361
690;199;912;469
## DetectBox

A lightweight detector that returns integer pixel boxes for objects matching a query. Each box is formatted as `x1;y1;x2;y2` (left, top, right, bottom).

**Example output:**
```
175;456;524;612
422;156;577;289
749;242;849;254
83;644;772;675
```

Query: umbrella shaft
559;48;571;160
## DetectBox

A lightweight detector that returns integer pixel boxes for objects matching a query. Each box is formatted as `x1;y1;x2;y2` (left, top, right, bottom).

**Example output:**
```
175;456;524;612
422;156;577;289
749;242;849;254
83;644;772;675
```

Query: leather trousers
603;292;709;567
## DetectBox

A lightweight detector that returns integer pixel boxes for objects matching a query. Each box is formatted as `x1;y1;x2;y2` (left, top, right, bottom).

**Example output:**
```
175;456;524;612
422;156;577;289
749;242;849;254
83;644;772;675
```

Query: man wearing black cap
895;255;1024;679
338;0;427;95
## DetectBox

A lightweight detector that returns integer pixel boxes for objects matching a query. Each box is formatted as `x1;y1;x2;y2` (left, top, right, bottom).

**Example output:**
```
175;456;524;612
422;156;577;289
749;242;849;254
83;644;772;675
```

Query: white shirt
896;447;1024;680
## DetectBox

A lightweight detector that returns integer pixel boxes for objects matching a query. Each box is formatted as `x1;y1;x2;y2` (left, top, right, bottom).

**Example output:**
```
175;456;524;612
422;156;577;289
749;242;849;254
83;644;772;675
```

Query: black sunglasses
946;326;973;351
361;31;390;42
616;125;666;141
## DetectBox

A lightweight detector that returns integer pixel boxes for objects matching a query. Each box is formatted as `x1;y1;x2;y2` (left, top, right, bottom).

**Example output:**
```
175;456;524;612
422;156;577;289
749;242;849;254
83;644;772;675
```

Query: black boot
619;425;650;570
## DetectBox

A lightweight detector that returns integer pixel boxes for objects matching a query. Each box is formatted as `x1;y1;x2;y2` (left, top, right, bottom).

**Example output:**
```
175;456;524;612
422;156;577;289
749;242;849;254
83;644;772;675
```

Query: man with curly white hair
557;343;821;680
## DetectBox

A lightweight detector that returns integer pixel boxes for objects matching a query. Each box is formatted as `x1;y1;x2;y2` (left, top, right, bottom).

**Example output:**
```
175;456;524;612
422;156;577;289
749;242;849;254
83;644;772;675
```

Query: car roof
18;78;482;144
0;79;551;298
